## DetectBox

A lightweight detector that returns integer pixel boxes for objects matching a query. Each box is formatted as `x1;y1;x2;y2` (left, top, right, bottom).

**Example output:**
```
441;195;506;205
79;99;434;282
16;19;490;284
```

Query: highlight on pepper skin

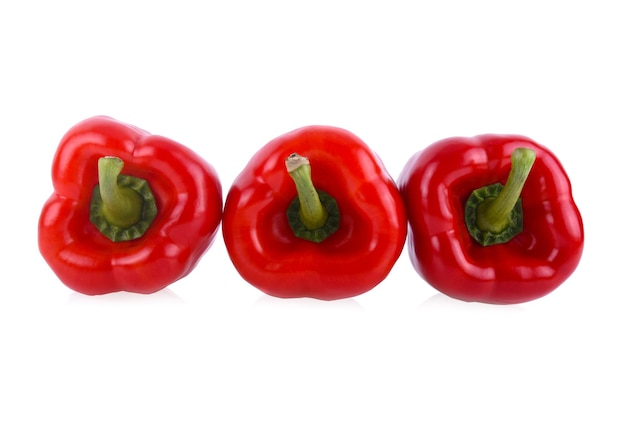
397;134;584;305
38;116;223;295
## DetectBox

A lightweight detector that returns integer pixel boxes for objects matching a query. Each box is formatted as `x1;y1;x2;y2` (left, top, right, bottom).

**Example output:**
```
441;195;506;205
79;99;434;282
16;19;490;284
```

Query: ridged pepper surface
398;134;584;304
223;126;407;300
38;116;222;295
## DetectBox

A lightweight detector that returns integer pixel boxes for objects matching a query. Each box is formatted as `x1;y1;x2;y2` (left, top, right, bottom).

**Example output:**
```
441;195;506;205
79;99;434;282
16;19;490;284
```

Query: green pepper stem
97;156;144;229
286;153;328;230
476;148;536;233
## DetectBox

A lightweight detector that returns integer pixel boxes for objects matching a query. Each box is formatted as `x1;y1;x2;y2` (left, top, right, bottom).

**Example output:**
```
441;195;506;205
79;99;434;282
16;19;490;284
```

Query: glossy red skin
38;116;223;295
398;134;584;304
222;126;407;300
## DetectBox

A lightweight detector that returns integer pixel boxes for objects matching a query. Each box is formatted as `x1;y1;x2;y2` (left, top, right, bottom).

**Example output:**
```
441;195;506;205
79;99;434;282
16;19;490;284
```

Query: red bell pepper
222;126;407;300
398;134;584;304
38;116;223;295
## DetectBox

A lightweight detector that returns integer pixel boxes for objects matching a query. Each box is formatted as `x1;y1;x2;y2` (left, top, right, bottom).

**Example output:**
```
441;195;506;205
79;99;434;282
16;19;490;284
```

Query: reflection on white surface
65;288;186;306
252;294;365;312
418;293;527;314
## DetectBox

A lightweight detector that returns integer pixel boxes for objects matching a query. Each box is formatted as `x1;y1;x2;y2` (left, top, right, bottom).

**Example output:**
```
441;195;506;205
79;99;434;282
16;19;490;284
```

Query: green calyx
285;153;340;243
464;147;536;246
90;156;157;242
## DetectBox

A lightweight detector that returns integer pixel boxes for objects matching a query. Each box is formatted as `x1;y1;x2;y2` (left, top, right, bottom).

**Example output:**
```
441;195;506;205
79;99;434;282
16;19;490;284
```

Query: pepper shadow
252;294;366;312
65;287;186;307
418;293;527;314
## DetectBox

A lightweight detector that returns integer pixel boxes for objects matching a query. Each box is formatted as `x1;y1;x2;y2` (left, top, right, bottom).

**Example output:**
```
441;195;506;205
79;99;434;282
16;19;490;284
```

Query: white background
1;0;624;420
